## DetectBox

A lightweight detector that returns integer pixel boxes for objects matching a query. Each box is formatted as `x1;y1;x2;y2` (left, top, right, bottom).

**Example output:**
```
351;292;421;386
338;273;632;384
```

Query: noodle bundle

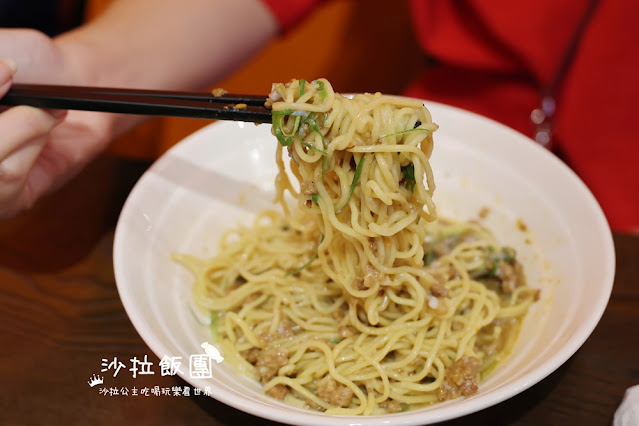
175;79;538;415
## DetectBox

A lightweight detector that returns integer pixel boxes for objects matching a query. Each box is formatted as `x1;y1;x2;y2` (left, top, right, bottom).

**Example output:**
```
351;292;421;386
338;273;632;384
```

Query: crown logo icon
88;374;104;388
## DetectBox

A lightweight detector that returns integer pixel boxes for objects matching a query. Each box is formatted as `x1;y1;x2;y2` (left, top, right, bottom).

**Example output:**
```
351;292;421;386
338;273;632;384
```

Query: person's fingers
0;133;51;219
0;135;47;187
0;105;63;190
45;108;68;121
0;58;68;120
0;58;17;96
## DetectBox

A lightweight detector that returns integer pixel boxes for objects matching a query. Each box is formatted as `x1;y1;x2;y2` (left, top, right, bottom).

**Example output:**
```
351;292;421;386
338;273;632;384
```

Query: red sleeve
259;0;324;33
406;0;639;232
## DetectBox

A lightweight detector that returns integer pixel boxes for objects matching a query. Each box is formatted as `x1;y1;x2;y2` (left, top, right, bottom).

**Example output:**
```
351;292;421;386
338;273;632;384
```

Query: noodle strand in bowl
174;79;538;415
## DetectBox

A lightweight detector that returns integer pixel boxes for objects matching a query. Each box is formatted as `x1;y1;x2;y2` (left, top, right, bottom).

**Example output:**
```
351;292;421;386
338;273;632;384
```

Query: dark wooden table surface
0;154;637;426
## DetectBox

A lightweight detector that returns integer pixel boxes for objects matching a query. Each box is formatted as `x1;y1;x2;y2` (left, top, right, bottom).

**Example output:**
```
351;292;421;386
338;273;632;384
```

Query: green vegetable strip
285;235;324;276
272;109;294;115
379;127;431;140
401;163;416;193
321;156;327;185
302;141;328;156
291;116;301;138
299;79;307;96
336;154;366;213
188;304;209;327
480;359;498;380
210;311;219;341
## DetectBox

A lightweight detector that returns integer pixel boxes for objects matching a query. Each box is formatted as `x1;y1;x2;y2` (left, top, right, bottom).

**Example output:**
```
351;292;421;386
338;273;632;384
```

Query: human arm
0;0;278;218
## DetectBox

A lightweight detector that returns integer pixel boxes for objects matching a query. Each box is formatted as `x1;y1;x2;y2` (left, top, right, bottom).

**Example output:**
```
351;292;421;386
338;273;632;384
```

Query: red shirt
261;0;639;233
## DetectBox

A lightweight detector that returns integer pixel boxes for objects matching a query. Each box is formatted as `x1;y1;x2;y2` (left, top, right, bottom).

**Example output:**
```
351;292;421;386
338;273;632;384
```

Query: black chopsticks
0;84;272;123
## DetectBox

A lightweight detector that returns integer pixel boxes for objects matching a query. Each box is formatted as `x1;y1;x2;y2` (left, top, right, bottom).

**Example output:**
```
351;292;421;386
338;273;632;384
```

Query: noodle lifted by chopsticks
174;79;537;415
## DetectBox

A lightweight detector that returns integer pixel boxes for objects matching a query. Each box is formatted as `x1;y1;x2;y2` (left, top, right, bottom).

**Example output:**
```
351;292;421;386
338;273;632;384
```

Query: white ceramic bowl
113;100;615;425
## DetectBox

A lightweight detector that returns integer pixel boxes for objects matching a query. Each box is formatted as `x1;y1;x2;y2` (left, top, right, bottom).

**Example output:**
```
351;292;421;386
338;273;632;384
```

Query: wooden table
1;155;637;425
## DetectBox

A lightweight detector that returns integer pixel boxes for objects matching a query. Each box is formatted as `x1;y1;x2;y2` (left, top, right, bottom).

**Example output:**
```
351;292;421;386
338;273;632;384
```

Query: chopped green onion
503;247;517;263
272;121;291;146
336;154;366;213
312;80;327;100
470;246;518;279
272;110;301;146
401;163;416;193
490;258;500;275
311;193;319;204
272;109;293;146
424;250;435;265
302;113;325;147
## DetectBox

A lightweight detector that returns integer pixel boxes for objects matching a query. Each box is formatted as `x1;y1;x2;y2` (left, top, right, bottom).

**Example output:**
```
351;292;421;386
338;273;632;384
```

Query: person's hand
0;0;277;219
0;58;66;218
0;29;114;219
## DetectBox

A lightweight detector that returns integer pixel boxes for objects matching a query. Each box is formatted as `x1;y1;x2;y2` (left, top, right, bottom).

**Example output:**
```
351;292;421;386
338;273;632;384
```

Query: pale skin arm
0;0;278;218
